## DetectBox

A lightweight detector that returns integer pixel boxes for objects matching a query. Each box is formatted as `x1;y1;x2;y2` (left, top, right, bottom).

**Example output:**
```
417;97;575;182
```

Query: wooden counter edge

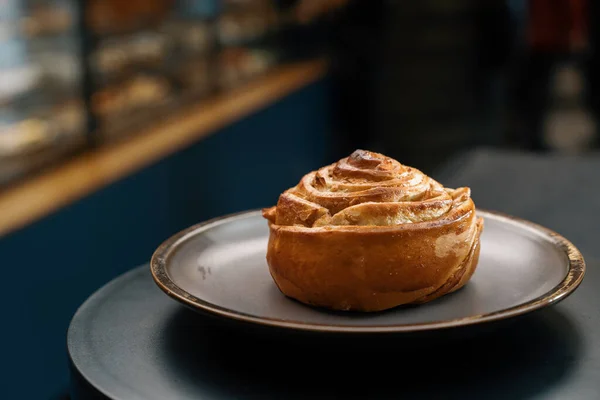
0;59;329;237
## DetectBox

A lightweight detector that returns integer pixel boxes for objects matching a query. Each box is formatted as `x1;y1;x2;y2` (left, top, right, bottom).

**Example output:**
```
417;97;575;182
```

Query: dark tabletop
436;148;600;261
68;148;600;399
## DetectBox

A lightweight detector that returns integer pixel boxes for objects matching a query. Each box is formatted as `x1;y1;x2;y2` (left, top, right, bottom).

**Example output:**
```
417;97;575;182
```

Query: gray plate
151;210;585;333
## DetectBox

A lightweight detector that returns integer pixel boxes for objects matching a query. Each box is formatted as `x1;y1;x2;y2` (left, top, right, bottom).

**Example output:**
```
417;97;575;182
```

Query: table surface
68;148;600;399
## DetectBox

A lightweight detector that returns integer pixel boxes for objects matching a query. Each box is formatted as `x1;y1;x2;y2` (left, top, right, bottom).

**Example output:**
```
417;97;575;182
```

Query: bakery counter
0;58;333;400
0;58;328;238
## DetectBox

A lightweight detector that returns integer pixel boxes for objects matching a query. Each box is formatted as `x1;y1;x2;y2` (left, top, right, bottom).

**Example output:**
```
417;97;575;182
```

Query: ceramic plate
150;210;585;333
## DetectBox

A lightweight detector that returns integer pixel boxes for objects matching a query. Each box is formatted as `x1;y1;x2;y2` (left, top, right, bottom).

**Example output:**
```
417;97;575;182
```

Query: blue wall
1;78;332;399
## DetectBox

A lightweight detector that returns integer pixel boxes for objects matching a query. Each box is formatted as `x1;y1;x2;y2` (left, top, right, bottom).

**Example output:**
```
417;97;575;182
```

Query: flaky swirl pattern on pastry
262;149;483;312
263;149;470;228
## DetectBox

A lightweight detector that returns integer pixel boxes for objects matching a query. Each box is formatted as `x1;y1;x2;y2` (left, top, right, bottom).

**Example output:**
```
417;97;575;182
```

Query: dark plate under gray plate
151;210;585;333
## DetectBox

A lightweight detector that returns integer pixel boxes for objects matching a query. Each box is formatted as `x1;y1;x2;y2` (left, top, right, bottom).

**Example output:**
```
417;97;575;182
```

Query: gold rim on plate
150;209;586;333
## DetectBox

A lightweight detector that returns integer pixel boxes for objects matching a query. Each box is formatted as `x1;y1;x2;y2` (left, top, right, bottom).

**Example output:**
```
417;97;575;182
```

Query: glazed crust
262;150;483;312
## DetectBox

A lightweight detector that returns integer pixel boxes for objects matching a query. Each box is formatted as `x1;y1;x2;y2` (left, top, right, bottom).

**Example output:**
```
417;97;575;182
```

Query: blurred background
1;0;599;398
1;0;598;184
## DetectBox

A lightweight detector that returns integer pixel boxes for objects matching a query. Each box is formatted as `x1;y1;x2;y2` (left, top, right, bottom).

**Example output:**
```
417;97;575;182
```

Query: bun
262;150;483;312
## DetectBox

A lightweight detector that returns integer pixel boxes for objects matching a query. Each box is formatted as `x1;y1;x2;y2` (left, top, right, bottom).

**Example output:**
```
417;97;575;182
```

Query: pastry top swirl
263;149;472;228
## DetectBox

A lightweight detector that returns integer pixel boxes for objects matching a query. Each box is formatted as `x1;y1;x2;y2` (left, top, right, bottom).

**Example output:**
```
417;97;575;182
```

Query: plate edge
149;209;586;334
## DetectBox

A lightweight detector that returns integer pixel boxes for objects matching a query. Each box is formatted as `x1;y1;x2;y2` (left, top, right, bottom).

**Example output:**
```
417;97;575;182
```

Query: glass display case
0;0;294;187
86;0;213;139
85;0;285;141
0;0;85;185
216;0;281;89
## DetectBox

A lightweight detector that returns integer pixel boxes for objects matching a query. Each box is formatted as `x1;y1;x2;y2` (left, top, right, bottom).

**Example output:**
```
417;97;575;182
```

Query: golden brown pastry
262;150;483;312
